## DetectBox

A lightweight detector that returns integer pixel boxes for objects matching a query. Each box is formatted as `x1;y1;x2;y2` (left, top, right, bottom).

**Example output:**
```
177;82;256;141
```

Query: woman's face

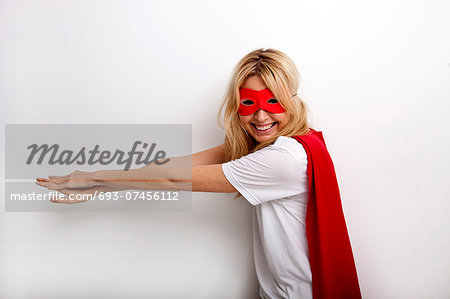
238;76;290;144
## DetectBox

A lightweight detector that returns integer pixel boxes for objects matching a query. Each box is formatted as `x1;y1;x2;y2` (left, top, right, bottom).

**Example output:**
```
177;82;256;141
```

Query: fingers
37;177;69;185
35;176;98;204
50;177;69;184
49;175;70;183
48;189;89;204
49;196;88;204
35;177;84;189
35;180;66;190
49;175;66;179
49;194;69;203
49;188;90;204
35;182;94;204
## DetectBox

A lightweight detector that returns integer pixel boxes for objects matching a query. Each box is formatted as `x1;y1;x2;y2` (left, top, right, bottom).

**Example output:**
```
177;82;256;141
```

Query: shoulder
269;136;307;164
222;136;309;204
224;136;307;178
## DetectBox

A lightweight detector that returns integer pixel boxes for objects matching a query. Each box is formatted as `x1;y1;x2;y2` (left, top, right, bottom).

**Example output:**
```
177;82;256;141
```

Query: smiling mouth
252;122;276;132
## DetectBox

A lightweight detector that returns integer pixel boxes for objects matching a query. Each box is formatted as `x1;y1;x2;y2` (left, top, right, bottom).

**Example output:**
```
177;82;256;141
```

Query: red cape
292;129;362;299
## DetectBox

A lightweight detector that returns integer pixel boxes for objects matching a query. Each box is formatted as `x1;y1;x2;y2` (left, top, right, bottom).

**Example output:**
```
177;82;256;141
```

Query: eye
267;98;279;104
241;99;255;106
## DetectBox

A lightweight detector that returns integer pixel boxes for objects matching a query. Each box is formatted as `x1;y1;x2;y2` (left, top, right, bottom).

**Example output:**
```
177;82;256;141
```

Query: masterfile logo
26;141;169;170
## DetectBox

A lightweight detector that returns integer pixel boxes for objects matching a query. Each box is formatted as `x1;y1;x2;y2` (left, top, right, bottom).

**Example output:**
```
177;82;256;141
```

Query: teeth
255;123;274;131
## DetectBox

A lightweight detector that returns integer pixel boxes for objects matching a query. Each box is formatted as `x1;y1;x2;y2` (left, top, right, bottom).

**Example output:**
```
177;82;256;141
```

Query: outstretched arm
36;143;237;203
191;144;226;166
93;162;236;193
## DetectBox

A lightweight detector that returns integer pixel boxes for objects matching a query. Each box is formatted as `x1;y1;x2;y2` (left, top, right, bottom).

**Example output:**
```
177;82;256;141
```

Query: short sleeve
221;137;308;205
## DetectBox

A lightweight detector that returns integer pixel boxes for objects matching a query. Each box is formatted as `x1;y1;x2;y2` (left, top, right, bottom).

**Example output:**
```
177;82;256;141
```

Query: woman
36;48;361;299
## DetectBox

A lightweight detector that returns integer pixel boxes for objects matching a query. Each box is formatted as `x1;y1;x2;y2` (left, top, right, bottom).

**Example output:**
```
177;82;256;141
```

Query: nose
253;109;270;123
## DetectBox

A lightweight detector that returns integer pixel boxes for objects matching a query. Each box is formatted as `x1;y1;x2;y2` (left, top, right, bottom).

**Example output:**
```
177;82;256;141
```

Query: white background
1;0;449;298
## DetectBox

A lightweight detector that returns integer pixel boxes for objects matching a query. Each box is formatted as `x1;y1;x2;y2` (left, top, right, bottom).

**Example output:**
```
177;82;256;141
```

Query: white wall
1;0;449;298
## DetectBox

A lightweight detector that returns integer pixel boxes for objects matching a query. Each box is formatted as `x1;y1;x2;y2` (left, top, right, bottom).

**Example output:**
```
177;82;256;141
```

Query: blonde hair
218;48;310;162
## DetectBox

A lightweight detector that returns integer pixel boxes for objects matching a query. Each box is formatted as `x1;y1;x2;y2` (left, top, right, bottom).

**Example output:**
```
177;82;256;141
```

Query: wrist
92;170;104;185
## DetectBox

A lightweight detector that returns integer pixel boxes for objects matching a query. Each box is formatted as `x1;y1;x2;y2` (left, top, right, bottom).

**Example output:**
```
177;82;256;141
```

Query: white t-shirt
222;136;312;299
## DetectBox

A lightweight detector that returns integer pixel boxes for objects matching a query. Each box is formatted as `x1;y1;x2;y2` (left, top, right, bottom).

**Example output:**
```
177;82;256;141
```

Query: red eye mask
238;88;286;116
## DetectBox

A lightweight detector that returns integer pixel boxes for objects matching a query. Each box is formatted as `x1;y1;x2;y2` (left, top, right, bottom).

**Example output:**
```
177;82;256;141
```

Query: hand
36;170;102;204
37;170;98;189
